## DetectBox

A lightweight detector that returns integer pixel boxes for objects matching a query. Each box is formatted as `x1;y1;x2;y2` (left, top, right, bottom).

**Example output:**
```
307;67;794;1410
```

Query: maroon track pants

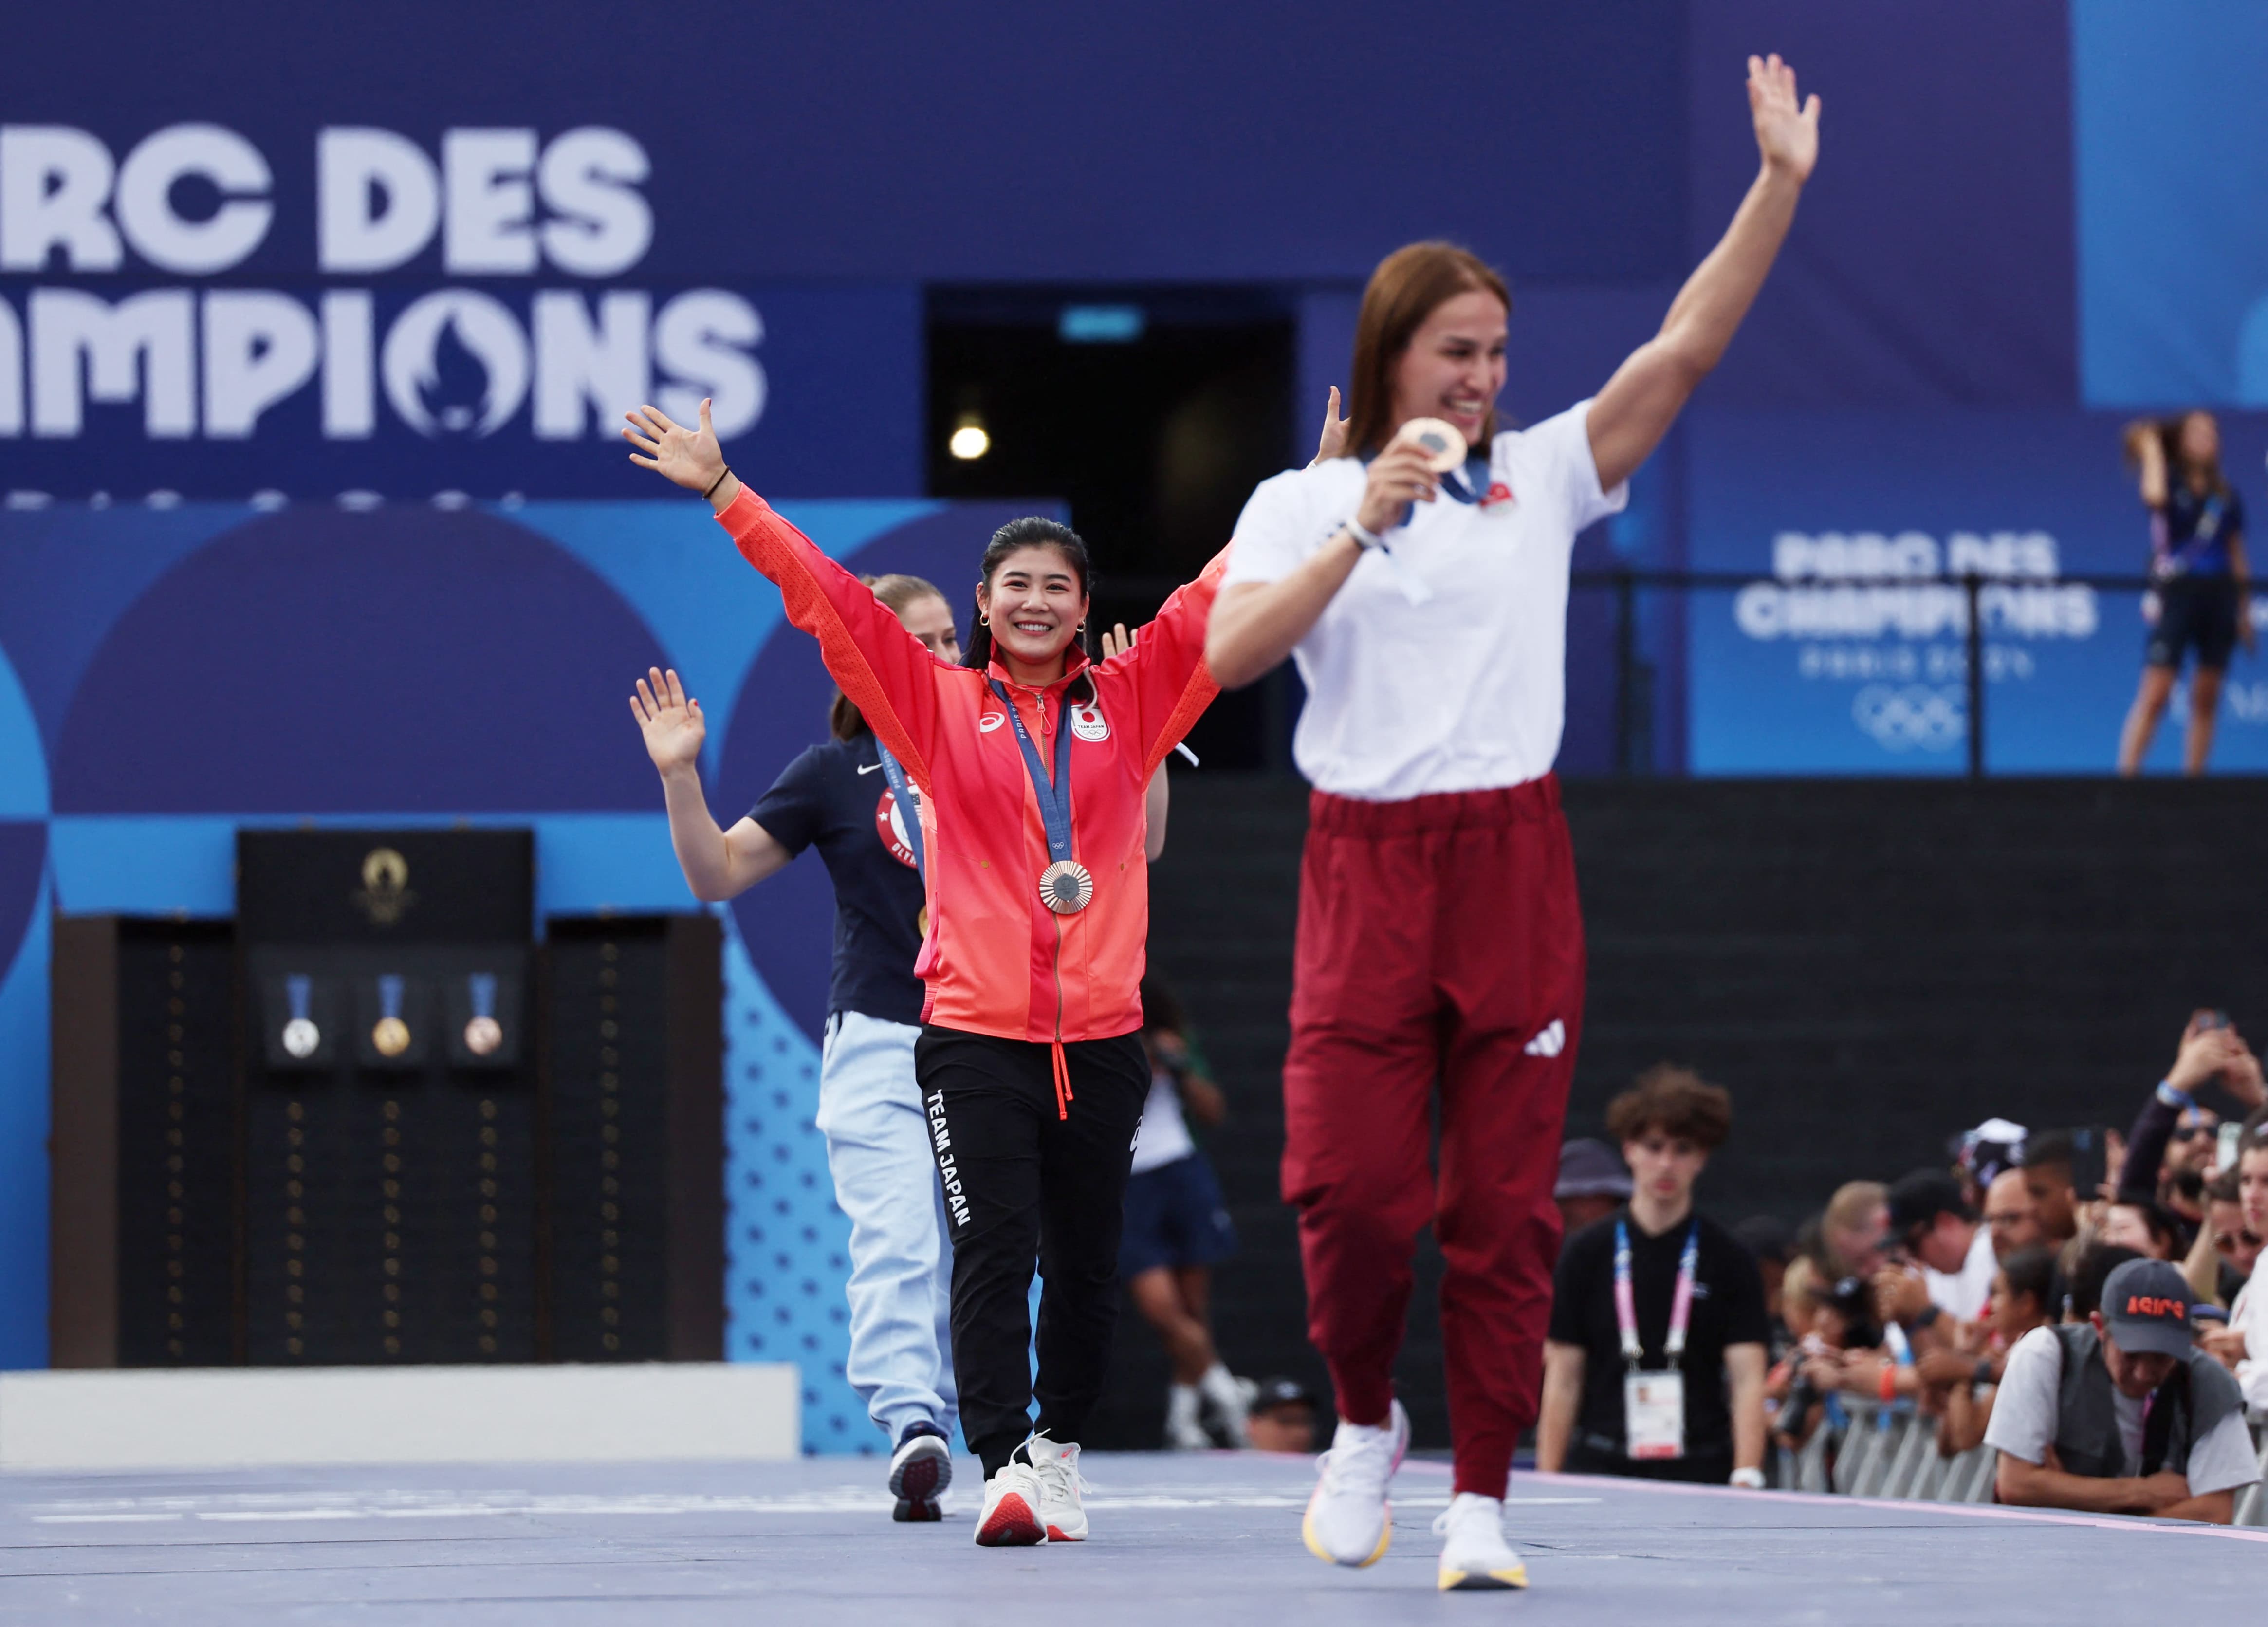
1281;777;1583;1498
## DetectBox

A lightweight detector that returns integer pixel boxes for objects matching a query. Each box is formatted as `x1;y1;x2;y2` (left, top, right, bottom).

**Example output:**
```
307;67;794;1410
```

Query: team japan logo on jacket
1069;701;1109;742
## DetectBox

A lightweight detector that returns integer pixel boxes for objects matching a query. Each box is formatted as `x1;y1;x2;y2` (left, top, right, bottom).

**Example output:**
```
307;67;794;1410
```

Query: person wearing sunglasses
2114;1014;2264;1253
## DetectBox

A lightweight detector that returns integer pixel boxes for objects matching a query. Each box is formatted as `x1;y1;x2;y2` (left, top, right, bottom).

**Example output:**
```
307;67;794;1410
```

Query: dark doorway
927;287;1298;770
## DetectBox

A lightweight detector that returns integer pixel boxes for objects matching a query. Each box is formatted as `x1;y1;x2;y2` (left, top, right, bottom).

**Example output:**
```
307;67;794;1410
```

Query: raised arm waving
1587;54;1820;492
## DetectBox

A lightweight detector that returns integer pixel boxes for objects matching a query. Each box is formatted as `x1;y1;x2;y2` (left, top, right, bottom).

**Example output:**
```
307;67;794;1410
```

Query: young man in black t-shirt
1538;1065;1770;1486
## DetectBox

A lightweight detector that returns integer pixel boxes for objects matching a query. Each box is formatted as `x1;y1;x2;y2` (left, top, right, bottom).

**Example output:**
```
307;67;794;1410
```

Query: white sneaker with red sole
973;1461;1048;1547
1025;1435;1089;1542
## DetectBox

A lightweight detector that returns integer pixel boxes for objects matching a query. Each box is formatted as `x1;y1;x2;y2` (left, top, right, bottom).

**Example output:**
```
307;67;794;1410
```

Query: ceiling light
948;414;990;461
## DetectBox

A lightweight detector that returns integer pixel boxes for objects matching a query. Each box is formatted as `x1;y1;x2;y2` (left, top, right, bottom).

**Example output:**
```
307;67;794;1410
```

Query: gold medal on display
1039;860;1094;915
1395;415;1470;473
372;1016;411;1056
463;1016;503;1056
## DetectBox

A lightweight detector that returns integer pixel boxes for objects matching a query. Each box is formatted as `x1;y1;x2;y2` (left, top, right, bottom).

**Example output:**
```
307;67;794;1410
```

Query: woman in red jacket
625;400;1223;1549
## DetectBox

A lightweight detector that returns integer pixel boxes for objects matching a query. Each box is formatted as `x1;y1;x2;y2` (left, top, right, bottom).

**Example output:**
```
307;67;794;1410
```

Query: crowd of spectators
1549;1012;2268;1522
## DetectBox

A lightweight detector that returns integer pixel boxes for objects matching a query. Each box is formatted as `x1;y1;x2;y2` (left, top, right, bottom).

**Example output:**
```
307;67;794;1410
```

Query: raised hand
630;666;705;774
1311;386;1350;467
1748;53;1820;183
1099;622;1136;660
623;400;728;493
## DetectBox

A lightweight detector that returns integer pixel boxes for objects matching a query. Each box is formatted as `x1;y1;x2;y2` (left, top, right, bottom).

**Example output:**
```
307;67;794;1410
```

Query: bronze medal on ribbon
1040;860;1093;915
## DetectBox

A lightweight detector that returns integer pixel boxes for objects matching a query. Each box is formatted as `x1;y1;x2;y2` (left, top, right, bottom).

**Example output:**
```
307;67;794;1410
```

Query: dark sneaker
889;1422;953;1522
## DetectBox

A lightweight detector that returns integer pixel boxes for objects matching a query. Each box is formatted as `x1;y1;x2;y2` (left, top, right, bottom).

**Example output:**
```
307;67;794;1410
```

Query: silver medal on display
282;973;321;1058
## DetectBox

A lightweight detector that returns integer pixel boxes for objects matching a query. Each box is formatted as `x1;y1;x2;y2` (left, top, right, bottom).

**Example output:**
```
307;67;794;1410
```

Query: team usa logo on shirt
1069;701;1109;742
874;789;920;869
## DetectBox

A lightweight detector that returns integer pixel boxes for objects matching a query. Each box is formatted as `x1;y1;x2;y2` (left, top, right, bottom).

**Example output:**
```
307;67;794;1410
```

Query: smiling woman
1203;54;1822;1592
620;398;1227;1550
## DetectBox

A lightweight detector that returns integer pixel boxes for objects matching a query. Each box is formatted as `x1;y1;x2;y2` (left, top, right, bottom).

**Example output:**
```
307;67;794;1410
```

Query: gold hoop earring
978;614;990;627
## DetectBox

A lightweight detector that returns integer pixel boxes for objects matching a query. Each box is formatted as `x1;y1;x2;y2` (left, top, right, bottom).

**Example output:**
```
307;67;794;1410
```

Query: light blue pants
817;1010;958;1445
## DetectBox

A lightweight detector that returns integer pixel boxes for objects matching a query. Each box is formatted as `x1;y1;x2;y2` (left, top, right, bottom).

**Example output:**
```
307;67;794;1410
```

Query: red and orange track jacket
720;489;1224;1072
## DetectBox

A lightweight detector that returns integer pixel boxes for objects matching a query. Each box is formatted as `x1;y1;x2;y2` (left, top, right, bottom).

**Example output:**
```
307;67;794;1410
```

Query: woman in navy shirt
631;574;963;1520
2118;411;2255;775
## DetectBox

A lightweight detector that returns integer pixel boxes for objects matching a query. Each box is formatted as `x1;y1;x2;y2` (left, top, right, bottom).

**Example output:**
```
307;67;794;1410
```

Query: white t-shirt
2233;1263;2268;1413
1983;1325;2260;1496
1222;401;1627;801
1129;1066;1194;1175
1923;1224;1998;1323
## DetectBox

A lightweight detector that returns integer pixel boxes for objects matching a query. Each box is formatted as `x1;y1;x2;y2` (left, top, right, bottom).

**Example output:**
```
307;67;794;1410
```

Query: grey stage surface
5;1450;2265;1625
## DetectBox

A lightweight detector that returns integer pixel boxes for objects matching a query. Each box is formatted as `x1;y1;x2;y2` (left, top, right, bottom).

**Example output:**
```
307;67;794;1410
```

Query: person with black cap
1878;1168;1996;1328
1986;1258;2259;1523
1554;1139;1634;1241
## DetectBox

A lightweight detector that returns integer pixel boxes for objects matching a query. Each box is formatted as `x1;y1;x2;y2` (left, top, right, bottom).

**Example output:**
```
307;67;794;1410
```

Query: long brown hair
830;573;949;740
2124;411;2230;497
1342;241;1513;459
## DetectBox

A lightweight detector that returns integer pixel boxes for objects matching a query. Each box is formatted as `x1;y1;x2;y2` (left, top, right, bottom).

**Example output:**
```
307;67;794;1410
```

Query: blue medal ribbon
378;975;405;1022
987;678;1076;866
468;973;497;1021
1438;452;1494;506
286;975;313;1023
874;741;925;878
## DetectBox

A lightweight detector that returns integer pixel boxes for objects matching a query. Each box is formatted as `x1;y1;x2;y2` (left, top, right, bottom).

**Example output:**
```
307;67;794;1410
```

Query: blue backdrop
0;494;1048;1451
10;0;2268;1406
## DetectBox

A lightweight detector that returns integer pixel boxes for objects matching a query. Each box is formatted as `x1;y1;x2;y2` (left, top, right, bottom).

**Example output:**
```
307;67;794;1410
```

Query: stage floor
5;1448;2263;1625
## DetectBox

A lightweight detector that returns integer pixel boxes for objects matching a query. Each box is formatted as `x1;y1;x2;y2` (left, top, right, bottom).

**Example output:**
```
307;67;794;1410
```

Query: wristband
1913;1304;1942;1331
1878;1362;1897;1403
703;467;734;500
1973;1357;1993;1387
1345;517;1384;551
1729;1467;1766;1490
2156;1079;2193;1110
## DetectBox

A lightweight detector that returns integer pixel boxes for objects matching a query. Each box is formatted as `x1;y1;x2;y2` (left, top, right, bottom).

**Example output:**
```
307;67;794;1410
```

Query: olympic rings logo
1851;684;1966;751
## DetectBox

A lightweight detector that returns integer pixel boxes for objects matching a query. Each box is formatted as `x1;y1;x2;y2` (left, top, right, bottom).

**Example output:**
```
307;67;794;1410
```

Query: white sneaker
1025;1434;1090;1542
1199;1364;1251;1447
973;1461;1047;1547
1166;1385;1213;1451
1301;1399;1408;1567
1433;1493;1529;1591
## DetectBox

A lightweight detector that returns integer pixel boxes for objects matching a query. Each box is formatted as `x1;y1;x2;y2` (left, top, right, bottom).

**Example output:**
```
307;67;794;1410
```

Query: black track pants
916;1024;1148;1479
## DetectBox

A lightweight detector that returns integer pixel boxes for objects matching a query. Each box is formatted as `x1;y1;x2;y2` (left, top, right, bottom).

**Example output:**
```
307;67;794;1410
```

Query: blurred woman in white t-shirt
1206;52;1821;1593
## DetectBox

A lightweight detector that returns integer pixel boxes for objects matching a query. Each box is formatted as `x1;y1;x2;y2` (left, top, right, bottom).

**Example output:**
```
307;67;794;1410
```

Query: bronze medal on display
1040;860;1094;915
372;1016;411;1056
1395;415;1470;473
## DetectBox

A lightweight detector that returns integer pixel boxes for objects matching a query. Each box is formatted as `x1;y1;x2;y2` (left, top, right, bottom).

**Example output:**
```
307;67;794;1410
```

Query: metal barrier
1570;567;2189;779
1787;1402;2267;1526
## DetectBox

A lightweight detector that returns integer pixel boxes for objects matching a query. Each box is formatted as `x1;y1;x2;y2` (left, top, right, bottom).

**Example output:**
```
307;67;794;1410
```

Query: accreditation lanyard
987;679;1076;867
873;741;924;879
1614;1218;1700;1370
1616;1217;1699;1461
